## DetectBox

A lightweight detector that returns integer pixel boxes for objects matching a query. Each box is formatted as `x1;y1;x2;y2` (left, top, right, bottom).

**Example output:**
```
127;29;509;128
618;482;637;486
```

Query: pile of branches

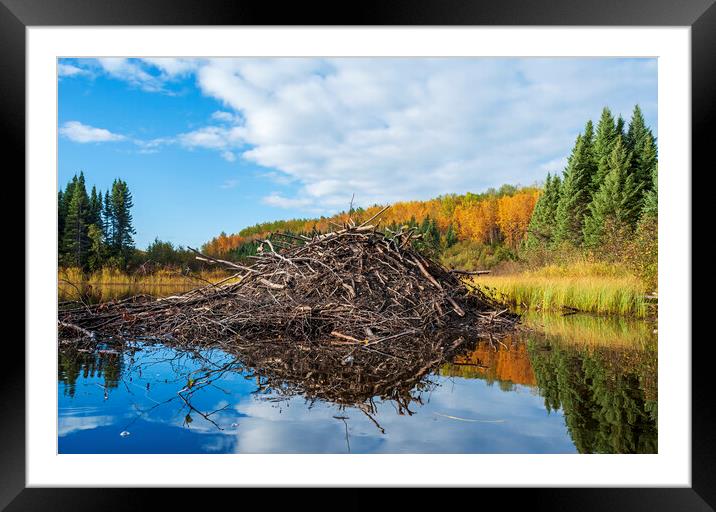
226;331;479;419
59;210;518;350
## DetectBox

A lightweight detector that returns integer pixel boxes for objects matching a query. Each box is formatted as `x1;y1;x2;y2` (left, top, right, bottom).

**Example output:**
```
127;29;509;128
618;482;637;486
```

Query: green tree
625;105;658;203
443;223;458;249
102;190;113;243
146;238;177;266
526;173;562;247
591;107;619;192
108;179;136;264
554;129;595;246
87;186;103;227
58;175;79;258
634;134;658;203
641;162;658;218
62;174;90;267
583;137;642;246
86;223;106;271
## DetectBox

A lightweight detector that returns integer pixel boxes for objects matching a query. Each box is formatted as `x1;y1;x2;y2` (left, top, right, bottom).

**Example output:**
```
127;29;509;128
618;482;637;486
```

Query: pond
58;307;657;454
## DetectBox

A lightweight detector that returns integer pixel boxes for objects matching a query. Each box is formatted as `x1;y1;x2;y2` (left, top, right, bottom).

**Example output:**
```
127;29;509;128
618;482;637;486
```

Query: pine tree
583;137;642;246
591;107;619;192
86;223;106;272
109;179;136;262
615;115;626;139
58;175;78;258
62;174;90;267
641;162;658;218
58;190;65;255
625;104;658;201
88;186;102;227
103;190;114;246
526;173;562;247
554;131;594;246
625;105;648;153
634;133;658;198
443;223;458;248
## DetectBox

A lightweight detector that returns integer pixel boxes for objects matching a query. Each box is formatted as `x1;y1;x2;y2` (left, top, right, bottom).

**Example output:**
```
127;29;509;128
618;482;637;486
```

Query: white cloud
60;121;126;143
262;193;314;209
220;151;236;162
187;58;656;212
178;125;245;151
211;111;238;123
58;63;90;77
65;58;657;209
141;57;198;77
96;58;165;92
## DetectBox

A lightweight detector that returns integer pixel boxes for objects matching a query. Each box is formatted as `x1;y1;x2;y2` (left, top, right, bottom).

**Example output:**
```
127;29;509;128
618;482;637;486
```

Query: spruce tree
62;174;90;267
444;223;458;248
615;115;626;139
86;223;106;272
583;137;642;246
554;132;594;246
634;133;658;199
88;186;102;227
58;175;78;258
625;105;648;153
526;173;562;247
103;190;114;247
591;107;619;192
109;179;136;262
625;104;658;200
58;190;65;257
641;163;658;218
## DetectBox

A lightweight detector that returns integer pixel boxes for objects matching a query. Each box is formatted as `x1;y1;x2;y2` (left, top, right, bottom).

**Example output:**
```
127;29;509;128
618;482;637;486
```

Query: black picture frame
4;0;710;508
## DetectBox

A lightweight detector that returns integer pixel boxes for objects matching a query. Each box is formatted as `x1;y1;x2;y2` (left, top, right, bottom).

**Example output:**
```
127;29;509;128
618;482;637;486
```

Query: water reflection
57;313;657;454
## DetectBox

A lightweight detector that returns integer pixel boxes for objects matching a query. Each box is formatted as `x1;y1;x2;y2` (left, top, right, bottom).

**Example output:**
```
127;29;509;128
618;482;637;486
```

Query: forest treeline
58;173;136;269
57;174;204;272
59;105;657;288
202;105;657;285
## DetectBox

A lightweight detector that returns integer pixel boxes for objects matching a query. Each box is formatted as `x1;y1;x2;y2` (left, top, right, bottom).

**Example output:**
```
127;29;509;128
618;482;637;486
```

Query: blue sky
58;57;657;249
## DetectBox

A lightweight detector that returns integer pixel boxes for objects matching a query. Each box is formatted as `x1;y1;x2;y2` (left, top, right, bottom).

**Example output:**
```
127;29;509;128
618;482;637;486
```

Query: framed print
5;0;711;508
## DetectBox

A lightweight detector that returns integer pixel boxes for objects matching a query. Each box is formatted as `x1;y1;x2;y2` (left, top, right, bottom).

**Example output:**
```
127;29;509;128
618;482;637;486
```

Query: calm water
58;309;657;454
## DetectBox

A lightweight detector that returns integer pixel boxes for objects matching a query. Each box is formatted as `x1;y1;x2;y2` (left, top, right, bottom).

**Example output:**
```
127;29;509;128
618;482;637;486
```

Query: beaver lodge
59;209;519;409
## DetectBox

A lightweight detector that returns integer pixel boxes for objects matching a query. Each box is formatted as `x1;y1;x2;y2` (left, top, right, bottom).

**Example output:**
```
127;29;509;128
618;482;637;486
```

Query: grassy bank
469;262;652;318
58;267;239;301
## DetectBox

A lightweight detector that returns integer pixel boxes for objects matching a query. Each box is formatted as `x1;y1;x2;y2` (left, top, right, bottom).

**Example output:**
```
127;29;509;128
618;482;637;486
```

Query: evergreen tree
625;105;649;154
62;174;90;267
625;104;658;201
109;179;136;262
615;115;626;139
526;173;562;247
591;107;619;192
583;137;642;246
642;163;658;218
86;223;106;272
103;190;113;244
634;133;658;200
443;223;458;248
87;186;102;227
554;131;595;246
58;190;65;255
58;175;78;258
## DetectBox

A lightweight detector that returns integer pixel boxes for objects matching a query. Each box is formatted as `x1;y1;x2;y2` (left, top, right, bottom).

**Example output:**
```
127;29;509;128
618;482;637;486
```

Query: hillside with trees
59;105;657;292
201;104;657;289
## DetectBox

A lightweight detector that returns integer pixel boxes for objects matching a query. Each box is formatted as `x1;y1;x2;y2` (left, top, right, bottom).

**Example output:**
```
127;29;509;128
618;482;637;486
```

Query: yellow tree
497;191;539;249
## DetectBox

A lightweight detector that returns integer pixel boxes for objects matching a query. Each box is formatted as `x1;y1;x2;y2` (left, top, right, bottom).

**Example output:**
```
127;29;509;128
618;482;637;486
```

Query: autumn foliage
202;186;541;258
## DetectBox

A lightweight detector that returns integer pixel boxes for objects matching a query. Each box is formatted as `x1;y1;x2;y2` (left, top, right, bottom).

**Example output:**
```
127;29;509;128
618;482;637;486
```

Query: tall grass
58;267;240;301
470;261;651;317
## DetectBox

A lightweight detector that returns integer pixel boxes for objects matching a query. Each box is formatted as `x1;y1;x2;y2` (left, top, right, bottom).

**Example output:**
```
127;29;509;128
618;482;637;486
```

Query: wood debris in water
58;213;519;353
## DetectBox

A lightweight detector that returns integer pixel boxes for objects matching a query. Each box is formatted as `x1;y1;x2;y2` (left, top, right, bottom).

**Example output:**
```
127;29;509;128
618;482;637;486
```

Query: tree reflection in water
57;319;657;454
